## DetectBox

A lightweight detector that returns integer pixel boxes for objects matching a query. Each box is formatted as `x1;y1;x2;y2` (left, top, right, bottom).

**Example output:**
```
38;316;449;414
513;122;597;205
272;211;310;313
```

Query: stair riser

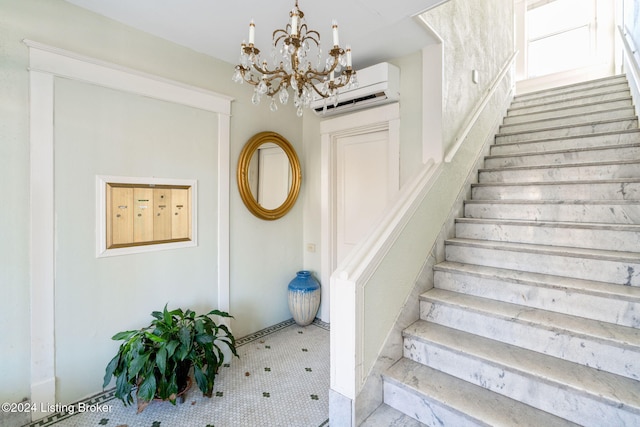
485;145;640;169
500;108;635;133
455;222;640;252
479;162;640;183
445;244;640;286
496;119;639;145
434;269;640;328
383;382;480;427
471;181;640;201
420;299;639;380
512;77;628;102
510;83;630;109
403;337;639;426
503;99;633;125
464;202;640;224
508;91;631;116
491;131;640;156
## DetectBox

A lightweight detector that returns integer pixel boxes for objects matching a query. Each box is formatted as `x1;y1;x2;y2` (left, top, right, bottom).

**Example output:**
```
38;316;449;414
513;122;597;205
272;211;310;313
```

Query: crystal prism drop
232;69;243;84
251;91;261;105
257;80;268;95
279;89;289;105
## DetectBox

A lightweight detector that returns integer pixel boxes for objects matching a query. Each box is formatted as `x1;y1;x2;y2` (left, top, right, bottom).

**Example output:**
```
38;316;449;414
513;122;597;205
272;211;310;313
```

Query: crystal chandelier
232;0;358;117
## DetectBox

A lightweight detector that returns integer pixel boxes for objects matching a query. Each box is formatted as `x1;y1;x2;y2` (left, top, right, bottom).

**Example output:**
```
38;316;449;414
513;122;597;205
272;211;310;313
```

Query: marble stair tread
454;217;640;251
433;263;640;329
360;403;426;427
478;159;640;183
471;178;640;201
446;237;640;263
508;90;632;116
499;107;636;133
510;84;630;109
445;237;640;286
456;216;640;231
383;358;579;427
420;288;640;349
491;129;640;154
463;199;640;224
509;88;631;112
434;261;640;303
495;118;639;145
511;75;628;103
402;321;640;423
503;97;633;125
485;142;640;168
420;291;639;380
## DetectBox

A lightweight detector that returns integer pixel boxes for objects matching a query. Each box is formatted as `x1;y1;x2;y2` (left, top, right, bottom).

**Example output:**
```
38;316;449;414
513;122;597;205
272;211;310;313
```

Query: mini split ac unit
310;62;400;116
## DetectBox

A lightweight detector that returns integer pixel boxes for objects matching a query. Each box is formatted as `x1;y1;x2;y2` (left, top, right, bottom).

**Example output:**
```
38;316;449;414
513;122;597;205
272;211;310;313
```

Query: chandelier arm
249;64;290;91
273;28;289;43
265;80;285;97
323;48;344;74
307;80;329;98
274;34;288;46
237;66;260;86
301;28;320;46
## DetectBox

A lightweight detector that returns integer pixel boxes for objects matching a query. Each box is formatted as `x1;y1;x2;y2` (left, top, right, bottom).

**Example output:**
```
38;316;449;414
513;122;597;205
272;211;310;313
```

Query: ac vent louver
310;62;400;116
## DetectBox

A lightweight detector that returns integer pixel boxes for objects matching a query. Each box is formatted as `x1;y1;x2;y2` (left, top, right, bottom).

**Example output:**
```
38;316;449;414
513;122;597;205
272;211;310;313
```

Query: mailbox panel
103;180;193;251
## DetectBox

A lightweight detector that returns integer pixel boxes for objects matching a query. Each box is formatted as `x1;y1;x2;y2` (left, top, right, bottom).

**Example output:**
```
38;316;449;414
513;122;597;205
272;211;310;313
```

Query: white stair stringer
382;75;640;426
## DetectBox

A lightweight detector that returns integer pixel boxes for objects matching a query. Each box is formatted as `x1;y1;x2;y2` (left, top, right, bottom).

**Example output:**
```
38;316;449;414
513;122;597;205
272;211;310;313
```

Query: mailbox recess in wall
106;183;192;249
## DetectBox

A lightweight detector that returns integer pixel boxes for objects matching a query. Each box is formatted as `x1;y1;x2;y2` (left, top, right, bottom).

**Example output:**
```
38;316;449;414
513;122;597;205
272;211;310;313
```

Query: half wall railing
329;51;518;425
618;25;640;120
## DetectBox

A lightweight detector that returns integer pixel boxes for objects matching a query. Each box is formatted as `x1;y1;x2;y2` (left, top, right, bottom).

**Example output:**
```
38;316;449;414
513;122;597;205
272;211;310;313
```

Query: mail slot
109;186;133;246
153;188;172;241
171;188;190;239
133;188;154;243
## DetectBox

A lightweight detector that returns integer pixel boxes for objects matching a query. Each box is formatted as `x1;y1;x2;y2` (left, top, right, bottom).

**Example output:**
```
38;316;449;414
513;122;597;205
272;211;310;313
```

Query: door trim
319;103;400;322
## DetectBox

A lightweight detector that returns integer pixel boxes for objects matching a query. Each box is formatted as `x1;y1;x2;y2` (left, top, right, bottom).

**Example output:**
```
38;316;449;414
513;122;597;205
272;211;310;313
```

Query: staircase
381;75;640;426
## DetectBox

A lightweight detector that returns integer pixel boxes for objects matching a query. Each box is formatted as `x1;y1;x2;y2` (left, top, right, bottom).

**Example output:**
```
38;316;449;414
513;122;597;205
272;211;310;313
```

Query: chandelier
232;0;358;116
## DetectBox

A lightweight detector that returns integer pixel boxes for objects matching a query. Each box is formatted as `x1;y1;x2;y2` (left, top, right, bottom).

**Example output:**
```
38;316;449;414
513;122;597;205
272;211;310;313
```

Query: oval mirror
237;131;301;220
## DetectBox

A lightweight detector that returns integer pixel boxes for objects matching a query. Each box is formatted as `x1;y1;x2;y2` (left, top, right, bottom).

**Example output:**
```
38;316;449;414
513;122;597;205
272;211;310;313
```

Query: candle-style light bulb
346;45;352;67
332;20;339;46
291;10;299;36
249;19;255;45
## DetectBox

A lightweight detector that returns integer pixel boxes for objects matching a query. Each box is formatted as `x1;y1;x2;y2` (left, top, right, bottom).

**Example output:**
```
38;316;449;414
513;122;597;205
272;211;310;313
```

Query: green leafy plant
103;305;238;412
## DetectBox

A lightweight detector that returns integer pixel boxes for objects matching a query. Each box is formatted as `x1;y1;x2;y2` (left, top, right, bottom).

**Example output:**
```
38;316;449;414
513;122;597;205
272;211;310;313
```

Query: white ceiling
64;0;446;69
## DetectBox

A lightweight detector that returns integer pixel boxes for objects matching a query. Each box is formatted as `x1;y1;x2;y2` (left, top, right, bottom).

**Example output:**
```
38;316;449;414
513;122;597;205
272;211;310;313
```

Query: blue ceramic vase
287;270;321;326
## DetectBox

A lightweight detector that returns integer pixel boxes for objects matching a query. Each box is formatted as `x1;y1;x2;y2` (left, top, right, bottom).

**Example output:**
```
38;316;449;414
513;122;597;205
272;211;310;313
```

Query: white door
335;129;394;265
258;144;290;210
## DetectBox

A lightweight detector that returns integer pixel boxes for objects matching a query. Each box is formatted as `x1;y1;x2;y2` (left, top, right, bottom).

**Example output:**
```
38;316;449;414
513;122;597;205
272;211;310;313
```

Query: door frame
319;102;400;322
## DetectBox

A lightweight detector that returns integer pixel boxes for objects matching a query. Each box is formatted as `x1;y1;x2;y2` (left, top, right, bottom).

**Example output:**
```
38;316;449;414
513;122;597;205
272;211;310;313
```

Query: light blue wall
0;0;303;405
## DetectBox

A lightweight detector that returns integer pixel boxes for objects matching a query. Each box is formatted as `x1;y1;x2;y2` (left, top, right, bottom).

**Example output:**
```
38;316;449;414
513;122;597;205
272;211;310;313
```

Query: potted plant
103;304;238;413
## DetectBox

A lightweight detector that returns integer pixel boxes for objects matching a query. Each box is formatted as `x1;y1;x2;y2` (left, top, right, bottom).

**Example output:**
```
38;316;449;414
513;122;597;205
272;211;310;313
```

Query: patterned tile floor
24;319;329;427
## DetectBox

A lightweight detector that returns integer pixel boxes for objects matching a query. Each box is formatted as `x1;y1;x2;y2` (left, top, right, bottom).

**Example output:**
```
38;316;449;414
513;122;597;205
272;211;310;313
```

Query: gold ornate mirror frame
237;131;302;220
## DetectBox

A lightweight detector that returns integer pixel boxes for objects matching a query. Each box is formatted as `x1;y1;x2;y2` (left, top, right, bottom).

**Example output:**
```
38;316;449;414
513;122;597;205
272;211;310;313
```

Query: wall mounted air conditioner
310;62;400;116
